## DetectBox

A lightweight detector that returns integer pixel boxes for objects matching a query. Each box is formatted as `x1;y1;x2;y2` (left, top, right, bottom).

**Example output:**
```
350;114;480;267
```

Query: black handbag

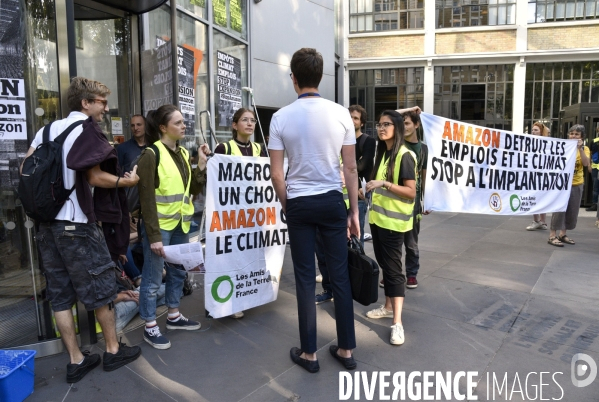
347;235;379;306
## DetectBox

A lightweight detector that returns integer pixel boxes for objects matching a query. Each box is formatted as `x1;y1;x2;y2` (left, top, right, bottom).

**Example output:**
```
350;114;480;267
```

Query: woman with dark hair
364;110;416;346
526;122;550;231
137;104;211;349
214;108;268;157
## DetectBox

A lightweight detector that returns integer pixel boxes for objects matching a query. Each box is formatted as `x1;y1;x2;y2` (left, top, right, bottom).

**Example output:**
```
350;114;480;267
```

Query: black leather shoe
329;345;357;370
66;351;101;383
103;341;142;372
290;347;319;373
586;204;597;211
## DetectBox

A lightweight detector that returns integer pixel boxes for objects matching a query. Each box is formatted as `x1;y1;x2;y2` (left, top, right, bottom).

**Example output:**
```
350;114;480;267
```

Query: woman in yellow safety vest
214;108;268;157
137;104;211;349
364;109;417;347
212;107;267;319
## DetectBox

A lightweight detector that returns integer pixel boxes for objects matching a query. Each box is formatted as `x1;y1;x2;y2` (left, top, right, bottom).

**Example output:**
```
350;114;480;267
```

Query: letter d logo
571;353;597;387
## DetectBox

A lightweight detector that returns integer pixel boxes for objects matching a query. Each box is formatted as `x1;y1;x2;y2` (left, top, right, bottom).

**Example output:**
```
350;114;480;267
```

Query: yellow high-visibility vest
592;137;599;170
150;141;194;233
223;140;262;157
369;145;416;233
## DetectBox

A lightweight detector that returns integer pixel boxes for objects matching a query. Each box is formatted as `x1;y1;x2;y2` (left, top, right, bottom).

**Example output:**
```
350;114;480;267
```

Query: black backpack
125;143;159;214
18;121;84;222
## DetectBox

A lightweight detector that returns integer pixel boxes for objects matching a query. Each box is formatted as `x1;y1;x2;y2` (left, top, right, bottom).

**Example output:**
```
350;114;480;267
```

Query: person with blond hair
526;122;550;231
23;77;141;382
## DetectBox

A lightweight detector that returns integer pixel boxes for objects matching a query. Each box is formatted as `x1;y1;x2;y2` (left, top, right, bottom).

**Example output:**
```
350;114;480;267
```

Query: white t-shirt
30;111;89;223
268;97;355;199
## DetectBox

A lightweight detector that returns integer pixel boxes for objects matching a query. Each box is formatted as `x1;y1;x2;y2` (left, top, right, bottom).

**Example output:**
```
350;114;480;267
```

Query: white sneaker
229;311;244;319
526;221;542;231
364;233;372;241
366;305;393;319
315;274;323;283
390;323;405;345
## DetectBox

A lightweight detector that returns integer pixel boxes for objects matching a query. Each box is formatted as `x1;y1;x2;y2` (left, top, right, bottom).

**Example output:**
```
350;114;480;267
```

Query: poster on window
141;38;203;139
216;51;242;127
0;0;28;190
213;0;227;27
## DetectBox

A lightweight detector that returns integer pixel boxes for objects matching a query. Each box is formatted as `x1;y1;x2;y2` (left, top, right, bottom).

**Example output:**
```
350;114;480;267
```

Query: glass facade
434;65;514;129
435;0;517;28
524;61;599;136
349;68;425;136
528;0;599;23
350;0;425;33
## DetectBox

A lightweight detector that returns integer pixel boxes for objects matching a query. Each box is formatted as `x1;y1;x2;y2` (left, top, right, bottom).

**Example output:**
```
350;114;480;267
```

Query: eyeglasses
289;73;293;79
240;118;257;124
375;122;394;130
88;98;108;107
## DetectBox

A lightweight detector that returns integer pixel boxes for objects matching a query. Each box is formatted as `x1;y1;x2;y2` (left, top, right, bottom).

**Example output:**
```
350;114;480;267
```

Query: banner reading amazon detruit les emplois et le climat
420;113;578;215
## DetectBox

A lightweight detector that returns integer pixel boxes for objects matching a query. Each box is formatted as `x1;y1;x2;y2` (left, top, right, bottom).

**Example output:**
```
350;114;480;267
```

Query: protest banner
420;113;578;215
216;51;242;127
205;154;287;318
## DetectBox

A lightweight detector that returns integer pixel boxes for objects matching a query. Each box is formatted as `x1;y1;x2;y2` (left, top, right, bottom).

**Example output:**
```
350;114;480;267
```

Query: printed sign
420;113;578;215
204;154;287;318
216;51;242;127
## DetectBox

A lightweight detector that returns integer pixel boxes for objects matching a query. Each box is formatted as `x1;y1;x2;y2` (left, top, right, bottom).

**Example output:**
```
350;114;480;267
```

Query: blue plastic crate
0;350;36;402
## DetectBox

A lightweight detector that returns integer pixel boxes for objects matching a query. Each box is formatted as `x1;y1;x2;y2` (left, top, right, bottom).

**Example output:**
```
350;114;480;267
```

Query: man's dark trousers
404;214;420;278
315;229;332;293
286;190;356;353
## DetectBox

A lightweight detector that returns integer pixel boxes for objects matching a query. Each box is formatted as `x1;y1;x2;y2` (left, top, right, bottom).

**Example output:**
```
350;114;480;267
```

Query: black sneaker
103;340;142;371
144;325;171;349
166;314;201;330
586;204;597;211
66;351;101;383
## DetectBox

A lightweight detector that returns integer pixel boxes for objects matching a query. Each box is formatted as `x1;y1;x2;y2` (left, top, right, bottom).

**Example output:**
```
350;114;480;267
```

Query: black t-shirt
382;149;416;184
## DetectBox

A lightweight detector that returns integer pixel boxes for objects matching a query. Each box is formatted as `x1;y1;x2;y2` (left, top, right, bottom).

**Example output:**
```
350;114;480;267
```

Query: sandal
548;236;563;247
558;235;575;245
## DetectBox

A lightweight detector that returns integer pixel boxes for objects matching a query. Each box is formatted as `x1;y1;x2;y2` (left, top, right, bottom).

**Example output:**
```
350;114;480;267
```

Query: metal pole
170;0;179;106
24;218;43;339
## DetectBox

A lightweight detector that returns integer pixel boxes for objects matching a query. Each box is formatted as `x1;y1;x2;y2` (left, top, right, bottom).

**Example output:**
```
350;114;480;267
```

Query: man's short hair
348;105;367;127
403;110;420;127
67;77;111;112
290;48;323;89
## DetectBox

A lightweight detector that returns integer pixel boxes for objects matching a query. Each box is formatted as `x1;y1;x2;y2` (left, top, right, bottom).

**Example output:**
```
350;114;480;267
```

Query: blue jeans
286;190;356;353
122;245;142;282
115;284;166;333
139;221;188;321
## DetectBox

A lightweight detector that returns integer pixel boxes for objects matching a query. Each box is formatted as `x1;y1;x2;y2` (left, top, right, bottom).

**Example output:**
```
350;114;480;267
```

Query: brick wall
528;26;599;50
348;35;425;58
435;30;517;54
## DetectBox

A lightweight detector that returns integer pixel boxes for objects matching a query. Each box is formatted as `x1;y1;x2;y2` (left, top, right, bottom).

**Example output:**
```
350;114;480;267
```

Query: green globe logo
211;275;234;303
510;194;521;212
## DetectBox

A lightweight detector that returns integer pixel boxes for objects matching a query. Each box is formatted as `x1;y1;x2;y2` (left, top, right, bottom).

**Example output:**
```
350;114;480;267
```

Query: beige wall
348;35;425;58
528;26;599;50
435;30;517;54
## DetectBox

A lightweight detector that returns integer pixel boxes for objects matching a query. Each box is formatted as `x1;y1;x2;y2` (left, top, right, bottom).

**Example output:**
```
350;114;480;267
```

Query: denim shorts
36;221;117;312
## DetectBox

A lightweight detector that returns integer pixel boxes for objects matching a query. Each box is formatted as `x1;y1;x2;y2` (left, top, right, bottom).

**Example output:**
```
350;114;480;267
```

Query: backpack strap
357;134;368;155
147;144;161;182
42;122;53;144
53;120;84;145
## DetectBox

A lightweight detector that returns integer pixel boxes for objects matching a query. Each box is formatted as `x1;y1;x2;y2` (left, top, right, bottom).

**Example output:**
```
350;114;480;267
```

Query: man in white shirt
269;48;360;373
24;77;141;383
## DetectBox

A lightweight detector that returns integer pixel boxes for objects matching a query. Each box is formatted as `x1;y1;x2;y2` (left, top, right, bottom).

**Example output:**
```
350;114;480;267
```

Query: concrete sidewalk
28;212;599;402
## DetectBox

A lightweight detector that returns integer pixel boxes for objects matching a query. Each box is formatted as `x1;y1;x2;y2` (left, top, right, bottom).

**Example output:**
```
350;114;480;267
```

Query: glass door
73;1;132;144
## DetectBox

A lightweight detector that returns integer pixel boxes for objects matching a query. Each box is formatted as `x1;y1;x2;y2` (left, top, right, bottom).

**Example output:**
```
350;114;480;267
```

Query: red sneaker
406;277;418;289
